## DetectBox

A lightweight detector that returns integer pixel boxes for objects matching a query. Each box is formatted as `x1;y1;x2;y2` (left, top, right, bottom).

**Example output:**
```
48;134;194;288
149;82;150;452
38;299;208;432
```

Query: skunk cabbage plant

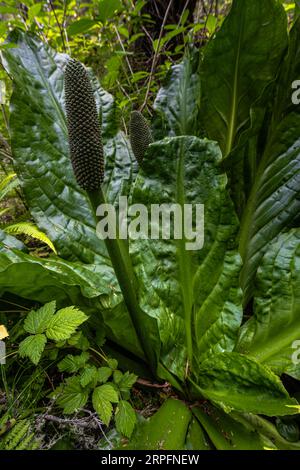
1;0;300;449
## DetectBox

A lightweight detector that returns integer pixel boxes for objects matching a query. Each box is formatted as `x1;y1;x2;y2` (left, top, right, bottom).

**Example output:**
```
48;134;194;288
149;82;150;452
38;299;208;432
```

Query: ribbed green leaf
0;31;146;361
5;222;57;254
153;51;201;138
201;0;287;157
94;383;119;403
0;242;117;304
239;19;300;302
130;136;242;379
238;230;300;379
185;418;211;450
239;115;300;303
196;352;299;416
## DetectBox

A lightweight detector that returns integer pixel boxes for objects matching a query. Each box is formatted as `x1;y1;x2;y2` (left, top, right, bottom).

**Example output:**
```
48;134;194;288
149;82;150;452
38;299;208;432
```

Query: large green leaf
193;403;266;450
0;242;115;303
239;19;300;302
238;230;300;379
0;228;25;251
130;136;242;379
0;241;144;358
201;0;287;158
185;418;211;450
196;352;299;416
124;398;191;450
231;411;300;450
1;30;136;264
153;50;201;138
239;115;300;303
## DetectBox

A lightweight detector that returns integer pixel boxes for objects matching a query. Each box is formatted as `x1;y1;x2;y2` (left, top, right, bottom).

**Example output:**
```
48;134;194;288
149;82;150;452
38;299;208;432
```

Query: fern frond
15;431;39;450
0;419;39;450
0;172;16;191
0;207;10;217
0;173;19;201
4;222;57;254
1;419;30;450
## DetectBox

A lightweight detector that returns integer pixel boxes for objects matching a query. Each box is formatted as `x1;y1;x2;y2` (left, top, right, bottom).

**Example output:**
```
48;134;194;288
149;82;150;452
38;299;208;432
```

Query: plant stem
87;187;157;374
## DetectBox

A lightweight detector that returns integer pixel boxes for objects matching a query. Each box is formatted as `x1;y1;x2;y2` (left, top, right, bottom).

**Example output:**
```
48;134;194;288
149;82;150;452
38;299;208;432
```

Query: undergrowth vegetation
1;0;300;451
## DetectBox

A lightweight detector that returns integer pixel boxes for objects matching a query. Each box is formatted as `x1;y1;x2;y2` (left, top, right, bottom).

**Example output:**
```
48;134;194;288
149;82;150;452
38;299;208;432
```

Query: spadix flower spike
64;59;104;191
129;111;153;164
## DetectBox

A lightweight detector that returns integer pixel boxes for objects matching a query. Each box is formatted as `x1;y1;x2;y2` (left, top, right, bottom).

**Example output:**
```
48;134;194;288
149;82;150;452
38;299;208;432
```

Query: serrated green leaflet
18;334;47;365
46;307;87;341
92;384;119;425
24;301;56;334
115;401;136;438
58;352;90;373
55;377;89;414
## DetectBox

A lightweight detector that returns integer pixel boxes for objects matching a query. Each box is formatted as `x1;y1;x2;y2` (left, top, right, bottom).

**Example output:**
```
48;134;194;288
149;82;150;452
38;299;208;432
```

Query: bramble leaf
55;377;89;414
24;301;56;334
46;307;88;341
19;334;47;365
115;401;137;438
